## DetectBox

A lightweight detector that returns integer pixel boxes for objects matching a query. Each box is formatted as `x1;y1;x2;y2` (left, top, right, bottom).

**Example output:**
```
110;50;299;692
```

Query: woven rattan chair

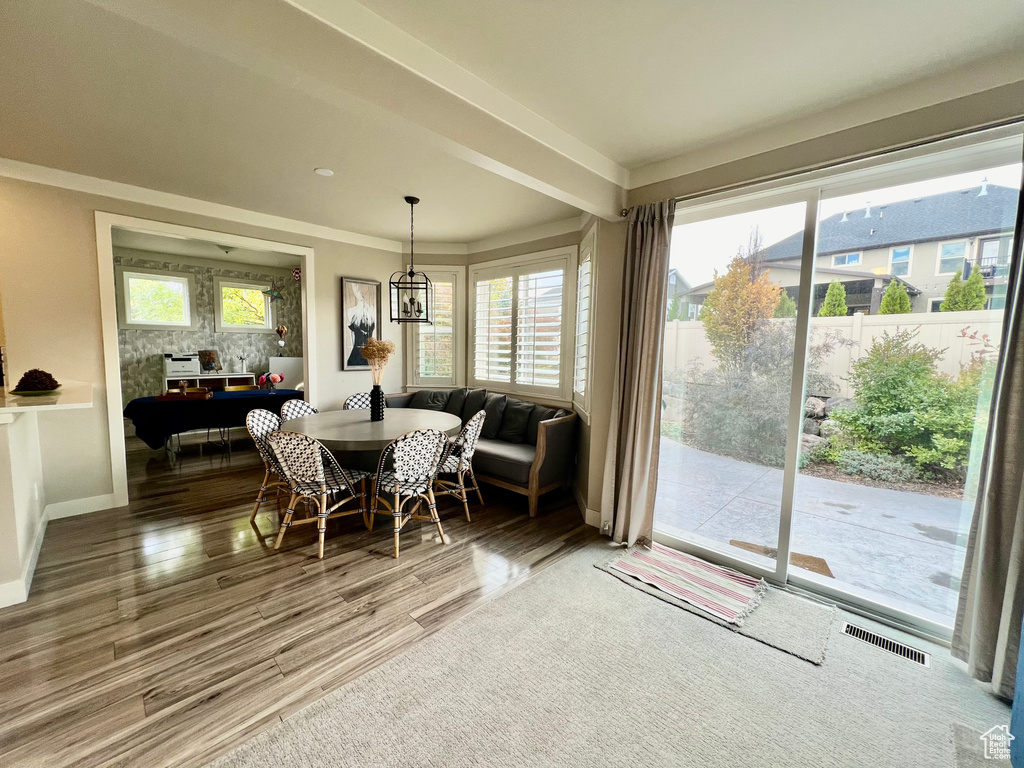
267;430;369;559
281;398;318;422
343;392;378;410
368;428;449;558
433;409;486;522
245;409;289;522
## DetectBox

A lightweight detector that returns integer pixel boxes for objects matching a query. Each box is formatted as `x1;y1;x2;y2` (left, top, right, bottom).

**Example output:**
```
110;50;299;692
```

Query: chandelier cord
409;200;415;275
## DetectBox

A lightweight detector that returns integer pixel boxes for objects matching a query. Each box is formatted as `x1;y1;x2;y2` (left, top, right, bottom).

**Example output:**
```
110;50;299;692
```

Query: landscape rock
805;396;826;418
803;418;820;436
819;419;841;438
801;434;826;451
824;396;857;416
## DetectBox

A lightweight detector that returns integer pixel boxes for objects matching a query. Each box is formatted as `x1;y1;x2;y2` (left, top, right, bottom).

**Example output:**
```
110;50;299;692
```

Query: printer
163;352;201;376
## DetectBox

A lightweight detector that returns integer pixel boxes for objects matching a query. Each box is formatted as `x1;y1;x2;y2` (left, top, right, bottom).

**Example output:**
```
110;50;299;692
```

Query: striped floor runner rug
609;543;767;625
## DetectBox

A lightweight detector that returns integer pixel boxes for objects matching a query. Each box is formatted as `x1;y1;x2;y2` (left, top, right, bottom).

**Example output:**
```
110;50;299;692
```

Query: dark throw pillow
444;387;469;417
481;392;507;439
409;389;450;411
527;405;559;444
462;388;488;423
497;398;534;444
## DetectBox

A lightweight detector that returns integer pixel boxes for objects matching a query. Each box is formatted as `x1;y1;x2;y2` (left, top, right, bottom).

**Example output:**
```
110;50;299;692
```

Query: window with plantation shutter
407;268;464;387
469;246;577;400
573;257;591;398
473;275;514;383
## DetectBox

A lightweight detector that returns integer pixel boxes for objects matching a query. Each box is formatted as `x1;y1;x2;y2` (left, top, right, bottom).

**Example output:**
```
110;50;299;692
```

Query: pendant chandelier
389;195;432;324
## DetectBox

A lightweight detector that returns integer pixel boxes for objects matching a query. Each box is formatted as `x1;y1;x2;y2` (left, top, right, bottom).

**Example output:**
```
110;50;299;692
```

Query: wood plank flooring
0;439;596;767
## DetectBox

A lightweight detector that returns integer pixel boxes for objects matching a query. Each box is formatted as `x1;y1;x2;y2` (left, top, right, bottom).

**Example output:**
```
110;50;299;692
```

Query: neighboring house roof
758;184;1018;261
684;264;920;297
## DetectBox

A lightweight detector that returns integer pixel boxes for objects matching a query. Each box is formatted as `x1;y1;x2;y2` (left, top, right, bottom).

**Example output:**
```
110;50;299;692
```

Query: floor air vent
840;622;931;667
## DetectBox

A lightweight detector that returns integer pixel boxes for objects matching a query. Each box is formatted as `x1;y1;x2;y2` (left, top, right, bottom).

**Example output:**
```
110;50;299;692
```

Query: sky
670;162;1023;288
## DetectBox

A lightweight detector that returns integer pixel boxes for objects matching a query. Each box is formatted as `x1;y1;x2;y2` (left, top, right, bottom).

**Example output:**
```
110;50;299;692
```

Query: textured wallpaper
115;251;303;405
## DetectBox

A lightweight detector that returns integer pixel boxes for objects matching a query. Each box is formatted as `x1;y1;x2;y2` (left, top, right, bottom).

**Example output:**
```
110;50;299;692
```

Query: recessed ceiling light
314;167;334;177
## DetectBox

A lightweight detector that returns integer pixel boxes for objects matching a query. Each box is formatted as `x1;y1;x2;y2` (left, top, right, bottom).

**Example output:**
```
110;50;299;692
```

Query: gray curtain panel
601;200;676;546
952;168;1024;700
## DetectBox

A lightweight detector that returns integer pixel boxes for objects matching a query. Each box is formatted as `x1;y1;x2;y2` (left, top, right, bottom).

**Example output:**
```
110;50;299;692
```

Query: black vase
370;384;385;422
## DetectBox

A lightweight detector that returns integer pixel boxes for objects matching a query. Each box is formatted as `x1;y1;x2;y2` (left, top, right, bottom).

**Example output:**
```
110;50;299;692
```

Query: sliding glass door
655;130;1023;633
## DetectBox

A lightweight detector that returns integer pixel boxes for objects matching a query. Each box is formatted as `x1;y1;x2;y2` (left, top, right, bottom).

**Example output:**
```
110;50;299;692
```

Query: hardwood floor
0;439;595;767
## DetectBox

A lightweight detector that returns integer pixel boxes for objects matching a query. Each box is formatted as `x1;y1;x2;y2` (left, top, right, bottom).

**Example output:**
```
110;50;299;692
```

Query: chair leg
392;492;402;559
528;491;539;518
367;480;377;531
457;470;471;523
427;487;446;545
250;469;270;522
317;493;328;559
470;468;484;504
275;493;299;550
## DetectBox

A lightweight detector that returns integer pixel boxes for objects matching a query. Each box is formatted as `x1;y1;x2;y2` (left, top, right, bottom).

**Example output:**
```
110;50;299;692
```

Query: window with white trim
832;252;861;267
117;266;198;330
408;268;464;387
215;278;275;333
573;226;595;415
470;247;576;400
937;240;968;275
889;246;911;277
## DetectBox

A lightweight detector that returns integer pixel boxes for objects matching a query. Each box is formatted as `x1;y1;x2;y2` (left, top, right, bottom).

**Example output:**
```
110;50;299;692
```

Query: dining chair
245;409;289;521
433;409;486;522
343;392;388;410
367;428;449;558
266;430;369;559
281;398;318;421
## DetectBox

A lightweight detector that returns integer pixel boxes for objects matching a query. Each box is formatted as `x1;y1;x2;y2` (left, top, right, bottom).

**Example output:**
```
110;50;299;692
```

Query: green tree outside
940;268;987;311
128;276;187;323
818;281;848;317
774;289;797;318
221;286;268;326
878;280;912;314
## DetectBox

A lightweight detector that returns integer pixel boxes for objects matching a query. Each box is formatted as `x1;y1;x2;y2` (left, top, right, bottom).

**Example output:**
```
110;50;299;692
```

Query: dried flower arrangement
360;337;395;386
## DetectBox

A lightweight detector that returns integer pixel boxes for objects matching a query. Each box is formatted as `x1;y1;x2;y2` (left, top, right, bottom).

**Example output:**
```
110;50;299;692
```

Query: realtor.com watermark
980;725;1014;760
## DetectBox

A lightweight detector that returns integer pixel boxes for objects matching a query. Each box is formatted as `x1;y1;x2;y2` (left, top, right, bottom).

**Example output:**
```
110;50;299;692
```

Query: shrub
940;269;985;311
829;328;986;479
818;281;848;317
699;254;782;369
774;289;797;318
837;450;920;483
878;280;912;314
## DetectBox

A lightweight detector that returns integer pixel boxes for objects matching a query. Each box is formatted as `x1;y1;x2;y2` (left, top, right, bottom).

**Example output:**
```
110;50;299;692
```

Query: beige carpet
209;544;1009;768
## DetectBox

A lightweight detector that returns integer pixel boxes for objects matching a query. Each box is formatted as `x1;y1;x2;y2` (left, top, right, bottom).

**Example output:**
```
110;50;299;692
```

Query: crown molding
0;156;404;252
466;216;580;254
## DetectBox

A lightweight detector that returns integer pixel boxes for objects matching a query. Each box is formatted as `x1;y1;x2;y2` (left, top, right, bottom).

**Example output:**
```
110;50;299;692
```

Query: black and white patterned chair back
246;409;283;469
281;399;318;422
454;409;486;463
267;430;330;487
376;429;448;491
343;392;373;410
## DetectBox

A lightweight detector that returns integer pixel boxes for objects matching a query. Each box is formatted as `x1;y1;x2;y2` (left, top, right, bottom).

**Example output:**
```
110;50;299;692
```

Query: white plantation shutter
516;269;564;388
474;275;514;383
470;248;575;398
416;281;453;378
573;257;591;398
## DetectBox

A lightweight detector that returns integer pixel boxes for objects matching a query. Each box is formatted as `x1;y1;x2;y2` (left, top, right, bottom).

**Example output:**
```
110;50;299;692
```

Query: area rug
597;546;835;664
208;545;1009;768
606;543;766;624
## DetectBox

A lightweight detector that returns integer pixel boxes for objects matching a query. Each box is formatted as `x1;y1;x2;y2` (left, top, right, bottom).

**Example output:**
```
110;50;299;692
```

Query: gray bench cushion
497;398;533;444
473;438;535;485
409;389;450;411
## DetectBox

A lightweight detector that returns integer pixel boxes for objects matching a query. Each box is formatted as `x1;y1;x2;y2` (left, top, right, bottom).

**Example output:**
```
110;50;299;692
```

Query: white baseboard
0;510;49;609
572;484;601;528
45;493;117;520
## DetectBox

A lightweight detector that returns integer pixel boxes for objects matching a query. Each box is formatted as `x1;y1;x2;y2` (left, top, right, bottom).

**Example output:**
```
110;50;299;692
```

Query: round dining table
284;408;462;471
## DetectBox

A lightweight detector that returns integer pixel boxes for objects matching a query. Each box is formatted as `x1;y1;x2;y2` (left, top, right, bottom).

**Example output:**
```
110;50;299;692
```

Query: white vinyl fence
664;310;1004;398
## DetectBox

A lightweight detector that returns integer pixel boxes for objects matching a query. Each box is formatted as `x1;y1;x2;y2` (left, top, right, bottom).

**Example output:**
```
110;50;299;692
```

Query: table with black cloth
123;389;303;450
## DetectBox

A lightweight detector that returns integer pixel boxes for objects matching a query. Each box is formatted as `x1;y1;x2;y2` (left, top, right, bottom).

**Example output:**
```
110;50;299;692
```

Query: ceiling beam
83;0;625;220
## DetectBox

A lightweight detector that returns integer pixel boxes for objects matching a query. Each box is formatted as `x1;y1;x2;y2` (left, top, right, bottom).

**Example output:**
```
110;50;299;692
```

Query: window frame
468;245;577;404
214;277;276;334
888;244;913;277
831;252;861;267
405;266;466;389
935;239;969;276
573;225;596;421
115;265;199;331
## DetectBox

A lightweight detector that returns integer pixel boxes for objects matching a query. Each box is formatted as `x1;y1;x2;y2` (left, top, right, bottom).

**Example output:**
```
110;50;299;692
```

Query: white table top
285;408;462;451
0;381;94;415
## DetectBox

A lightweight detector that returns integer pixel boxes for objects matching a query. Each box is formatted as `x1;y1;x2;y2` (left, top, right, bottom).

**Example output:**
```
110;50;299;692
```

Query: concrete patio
655;438;974;625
